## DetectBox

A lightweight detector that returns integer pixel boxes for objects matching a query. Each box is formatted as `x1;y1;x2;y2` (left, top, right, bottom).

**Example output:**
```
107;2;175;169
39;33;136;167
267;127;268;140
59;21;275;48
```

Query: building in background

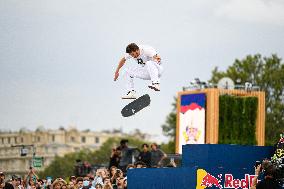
0;126;133;177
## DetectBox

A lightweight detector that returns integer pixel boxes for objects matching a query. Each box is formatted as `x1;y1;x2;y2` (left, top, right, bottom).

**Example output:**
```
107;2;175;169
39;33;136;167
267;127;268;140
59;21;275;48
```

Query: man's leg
145;61;163;90
122;67;151;99
125;67;151;90
125;68;135;92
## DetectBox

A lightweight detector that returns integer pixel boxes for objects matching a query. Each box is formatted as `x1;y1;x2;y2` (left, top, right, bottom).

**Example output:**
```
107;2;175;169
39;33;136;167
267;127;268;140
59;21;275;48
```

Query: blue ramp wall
127;144;275;189
182;144;274;168
127;167;257;189
127;167;197;189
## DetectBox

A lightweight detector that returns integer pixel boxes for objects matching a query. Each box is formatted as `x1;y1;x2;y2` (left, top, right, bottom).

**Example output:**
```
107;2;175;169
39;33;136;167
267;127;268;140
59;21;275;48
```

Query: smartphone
255;161;261;168
46;177;52;185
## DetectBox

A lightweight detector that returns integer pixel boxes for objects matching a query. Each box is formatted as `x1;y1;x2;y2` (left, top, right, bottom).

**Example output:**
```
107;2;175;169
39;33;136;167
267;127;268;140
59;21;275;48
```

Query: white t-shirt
124;45;158;66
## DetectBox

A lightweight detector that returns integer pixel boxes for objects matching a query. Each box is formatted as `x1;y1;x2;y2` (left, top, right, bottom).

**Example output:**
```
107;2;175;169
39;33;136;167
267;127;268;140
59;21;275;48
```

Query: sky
1;0;284;143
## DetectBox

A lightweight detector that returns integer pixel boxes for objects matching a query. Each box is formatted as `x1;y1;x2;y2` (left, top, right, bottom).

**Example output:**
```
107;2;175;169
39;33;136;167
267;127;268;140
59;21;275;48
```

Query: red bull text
196;169;258;189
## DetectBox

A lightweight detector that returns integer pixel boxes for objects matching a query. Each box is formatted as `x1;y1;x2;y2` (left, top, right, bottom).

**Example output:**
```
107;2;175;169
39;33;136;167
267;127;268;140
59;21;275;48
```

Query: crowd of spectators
0;140;176;189
1;135;283;189
109;139;171;171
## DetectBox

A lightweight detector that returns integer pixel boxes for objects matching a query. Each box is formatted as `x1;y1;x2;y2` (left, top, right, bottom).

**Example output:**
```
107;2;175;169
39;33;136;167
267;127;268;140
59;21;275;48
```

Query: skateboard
121;94;151;117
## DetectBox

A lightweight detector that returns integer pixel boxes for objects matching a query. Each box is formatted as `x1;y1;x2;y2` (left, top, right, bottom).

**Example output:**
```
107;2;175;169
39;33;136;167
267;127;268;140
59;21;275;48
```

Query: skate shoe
121;90;137;99
148;83;160;91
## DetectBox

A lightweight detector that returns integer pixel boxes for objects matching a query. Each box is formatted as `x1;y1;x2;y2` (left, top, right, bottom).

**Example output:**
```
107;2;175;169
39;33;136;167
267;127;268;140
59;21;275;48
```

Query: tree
38;150;94;179
161;54;284;146
161;97;177;153
210;54;284;145
38;136;147;178
92;136;147;165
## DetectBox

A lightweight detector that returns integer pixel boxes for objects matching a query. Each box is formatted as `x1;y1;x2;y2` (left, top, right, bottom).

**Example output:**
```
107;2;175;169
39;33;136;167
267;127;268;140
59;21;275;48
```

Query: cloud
214;0;284;26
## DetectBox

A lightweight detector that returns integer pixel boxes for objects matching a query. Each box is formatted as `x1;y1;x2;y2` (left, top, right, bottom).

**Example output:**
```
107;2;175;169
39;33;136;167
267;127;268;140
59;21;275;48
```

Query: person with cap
52;180;61;189
52;178;67;189
69;176;76;186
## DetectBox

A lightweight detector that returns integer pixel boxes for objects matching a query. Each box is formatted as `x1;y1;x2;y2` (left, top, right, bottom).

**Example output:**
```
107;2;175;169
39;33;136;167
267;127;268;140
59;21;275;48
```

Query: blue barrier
127;166;257;189
127;167;197;189
127;144;276;189
182;144;274;168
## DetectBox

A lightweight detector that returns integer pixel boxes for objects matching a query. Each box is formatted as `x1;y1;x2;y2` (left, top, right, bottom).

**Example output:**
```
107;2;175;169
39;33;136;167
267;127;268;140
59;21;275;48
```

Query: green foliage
160;140;175;153
38;136;147;178
161;97;177;153
210;54;284;145
38;150;94;179
161;97;177;140
219;95;258;145
162;54;284;147
92;137;147;164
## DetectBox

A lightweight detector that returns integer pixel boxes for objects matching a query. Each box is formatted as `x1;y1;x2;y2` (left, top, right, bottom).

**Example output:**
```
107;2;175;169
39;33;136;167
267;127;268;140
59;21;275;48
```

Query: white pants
125;61;163;91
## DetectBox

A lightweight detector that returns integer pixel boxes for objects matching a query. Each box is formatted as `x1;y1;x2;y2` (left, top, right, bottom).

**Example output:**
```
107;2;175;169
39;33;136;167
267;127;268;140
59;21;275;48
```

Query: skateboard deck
121;94;151;117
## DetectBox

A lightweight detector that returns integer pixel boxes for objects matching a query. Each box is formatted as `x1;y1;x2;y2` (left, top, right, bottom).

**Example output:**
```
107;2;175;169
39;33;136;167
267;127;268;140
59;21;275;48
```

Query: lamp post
11;144;36;168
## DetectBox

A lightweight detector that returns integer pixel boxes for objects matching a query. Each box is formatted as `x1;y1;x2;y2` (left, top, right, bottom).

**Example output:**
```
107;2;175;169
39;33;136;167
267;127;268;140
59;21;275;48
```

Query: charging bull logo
196;169;257;189
196;169;222;189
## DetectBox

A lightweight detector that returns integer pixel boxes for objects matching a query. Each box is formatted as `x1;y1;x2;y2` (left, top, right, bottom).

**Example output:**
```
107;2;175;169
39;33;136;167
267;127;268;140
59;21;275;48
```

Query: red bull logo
196;169;258;189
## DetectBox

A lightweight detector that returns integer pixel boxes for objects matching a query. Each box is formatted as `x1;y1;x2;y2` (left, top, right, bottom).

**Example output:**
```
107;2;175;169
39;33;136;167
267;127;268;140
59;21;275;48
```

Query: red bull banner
196;169;258;189
178;93;206;153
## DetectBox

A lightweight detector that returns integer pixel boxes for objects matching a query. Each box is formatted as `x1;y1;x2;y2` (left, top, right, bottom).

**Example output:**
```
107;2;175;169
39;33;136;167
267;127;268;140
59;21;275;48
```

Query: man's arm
251;165;261;189
143;46;161;63
114;57;126;81
158;149;167;166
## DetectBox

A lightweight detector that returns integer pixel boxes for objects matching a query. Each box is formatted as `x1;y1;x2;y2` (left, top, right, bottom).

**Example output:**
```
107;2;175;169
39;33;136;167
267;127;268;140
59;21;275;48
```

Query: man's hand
255;164;261;175
114;57;126;81
114;72;119;81
153;55;161;63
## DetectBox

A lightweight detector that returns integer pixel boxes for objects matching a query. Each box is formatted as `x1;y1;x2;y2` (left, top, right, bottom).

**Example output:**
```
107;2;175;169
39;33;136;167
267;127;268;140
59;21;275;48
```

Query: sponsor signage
196;169;258;189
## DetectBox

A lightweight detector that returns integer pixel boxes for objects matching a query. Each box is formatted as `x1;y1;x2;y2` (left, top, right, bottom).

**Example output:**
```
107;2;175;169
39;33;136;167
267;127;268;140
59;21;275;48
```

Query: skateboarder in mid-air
114;43;163;99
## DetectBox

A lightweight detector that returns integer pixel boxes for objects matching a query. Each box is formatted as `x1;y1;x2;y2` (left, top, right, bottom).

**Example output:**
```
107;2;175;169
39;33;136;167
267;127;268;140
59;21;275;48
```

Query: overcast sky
1;0;284;142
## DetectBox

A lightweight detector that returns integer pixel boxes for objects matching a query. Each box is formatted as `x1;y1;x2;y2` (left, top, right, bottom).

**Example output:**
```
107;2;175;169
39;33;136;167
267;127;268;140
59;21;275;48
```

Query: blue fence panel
127;167;197;189
182;144;274;168
127;144;278;189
